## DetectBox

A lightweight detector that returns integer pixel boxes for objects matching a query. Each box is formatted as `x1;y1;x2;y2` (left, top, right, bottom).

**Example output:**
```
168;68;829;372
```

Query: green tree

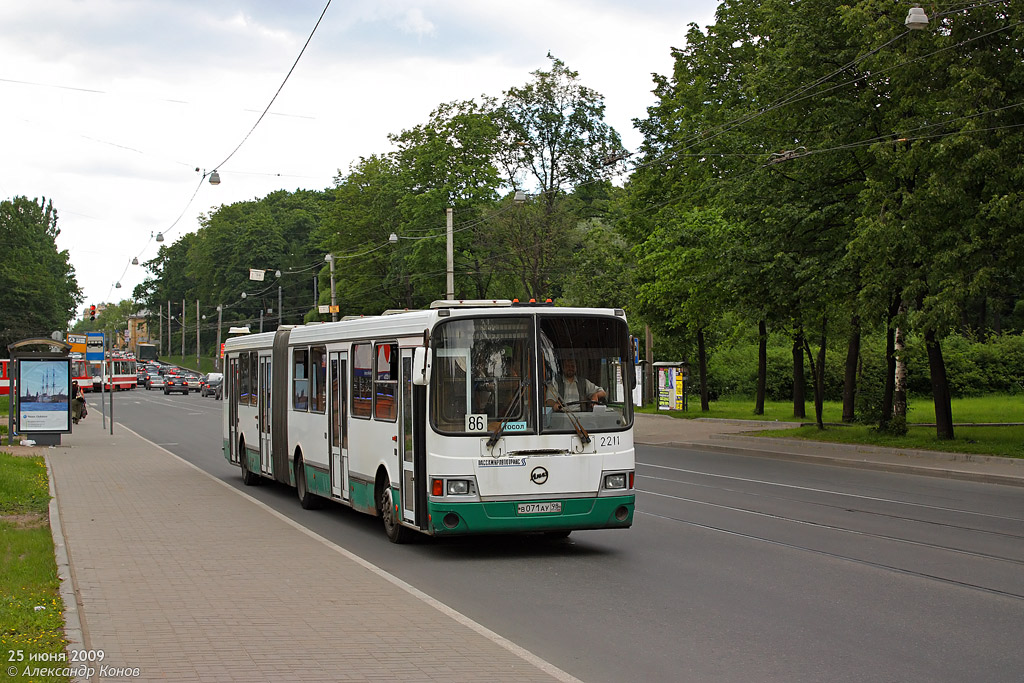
0;196;81;348
850;0;1024;439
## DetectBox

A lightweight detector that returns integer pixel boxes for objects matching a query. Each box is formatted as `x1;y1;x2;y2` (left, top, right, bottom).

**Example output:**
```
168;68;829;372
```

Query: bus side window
374;343;397;421
352;343;372;418
239;353;249;403
311;346;326;413
293;348;309;411
249;352;259;406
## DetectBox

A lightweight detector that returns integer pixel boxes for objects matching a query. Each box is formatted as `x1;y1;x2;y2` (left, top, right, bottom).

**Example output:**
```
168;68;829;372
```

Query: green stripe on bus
349;479;376;514
427;495;634;535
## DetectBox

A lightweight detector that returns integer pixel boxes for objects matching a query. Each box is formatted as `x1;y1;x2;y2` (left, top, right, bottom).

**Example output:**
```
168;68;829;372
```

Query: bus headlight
604;473;627;490
447;479;471;495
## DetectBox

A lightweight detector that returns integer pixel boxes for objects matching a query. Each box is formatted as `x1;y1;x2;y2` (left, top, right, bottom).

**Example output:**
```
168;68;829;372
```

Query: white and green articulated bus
222;300;635;543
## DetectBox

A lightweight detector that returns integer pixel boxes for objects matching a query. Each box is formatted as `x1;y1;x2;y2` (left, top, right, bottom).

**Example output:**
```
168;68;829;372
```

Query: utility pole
446;207;454;300
181;299;185;359
158;309;163;356
166;301;171;359
278;285;283;329
196;299;200;370
645;324;654;406
326;254;337;321
215;305;223;371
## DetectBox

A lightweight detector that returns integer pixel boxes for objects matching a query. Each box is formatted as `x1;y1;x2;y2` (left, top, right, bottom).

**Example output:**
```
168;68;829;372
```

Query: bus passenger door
227;357;239;465
400;350;416;525
259;357;273;475
329;353;349;501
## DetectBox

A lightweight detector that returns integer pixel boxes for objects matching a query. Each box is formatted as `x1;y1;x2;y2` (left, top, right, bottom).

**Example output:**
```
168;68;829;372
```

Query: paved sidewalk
42;416;576;683
634;413;1024;487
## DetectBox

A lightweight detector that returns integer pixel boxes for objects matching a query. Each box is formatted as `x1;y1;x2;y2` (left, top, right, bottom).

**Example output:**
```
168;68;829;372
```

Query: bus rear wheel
378;483;412;544
240;440;260;486
295;455;321;510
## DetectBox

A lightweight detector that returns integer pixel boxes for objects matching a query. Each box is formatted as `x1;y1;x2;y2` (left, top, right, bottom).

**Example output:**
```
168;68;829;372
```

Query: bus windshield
430;314;632;436
538;316;632;434
432;317;534;435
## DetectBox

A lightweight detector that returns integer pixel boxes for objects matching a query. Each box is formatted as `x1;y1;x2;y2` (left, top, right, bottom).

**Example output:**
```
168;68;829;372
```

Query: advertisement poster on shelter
17;358;72;432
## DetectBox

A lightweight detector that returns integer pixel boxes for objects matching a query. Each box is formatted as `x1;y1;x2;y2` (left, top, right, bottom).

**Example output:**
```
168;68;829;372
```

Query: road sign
67;333;87;356
86;332;104;361
249;268;265;281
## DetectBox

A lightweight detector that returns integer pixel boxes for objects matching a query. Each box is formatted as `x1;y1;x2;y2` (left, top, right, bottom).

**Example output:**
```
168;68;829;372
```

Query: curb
44;455;87;678
640;437;1024;488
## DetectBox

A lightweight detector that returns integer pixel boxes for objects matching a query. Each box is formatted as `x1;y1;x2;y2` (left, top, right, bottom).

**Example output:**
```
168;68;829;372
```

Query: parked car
201;373;223;399
163;374;189;395
145;373;165;390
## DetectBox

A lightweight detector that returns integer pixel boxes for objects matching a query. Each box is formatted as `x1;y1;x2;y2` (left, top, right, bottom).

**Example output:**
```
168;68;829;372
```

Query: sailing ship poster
17;358;71;432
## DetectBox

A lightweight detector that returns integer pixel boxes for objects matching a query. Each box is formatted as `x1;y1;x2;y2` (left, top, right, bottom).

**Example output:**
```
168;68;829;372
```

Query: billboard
17;357;72;433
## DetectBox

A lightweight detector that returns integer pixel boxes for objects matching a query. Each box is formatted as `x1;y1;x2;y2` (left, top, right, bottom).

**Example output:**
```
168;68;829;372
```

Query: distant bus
90;352;138;391
223;300;636;543
71;356;92;392
0;359;8;396
137;343;158;362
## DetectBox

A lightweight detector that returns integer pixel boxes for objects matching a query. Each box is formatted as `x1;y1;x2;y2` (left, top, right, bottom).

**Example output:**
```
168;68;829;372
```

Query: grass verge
640;395;1024;458
0;451;69;683
757;424;1024;458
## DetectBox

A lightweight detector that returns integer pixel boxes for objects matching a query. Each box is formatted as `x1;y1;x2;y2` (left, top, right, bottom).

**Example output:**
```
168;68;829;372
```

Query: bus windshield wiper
563;406;591;446
545;386;591;447
486;379;527;450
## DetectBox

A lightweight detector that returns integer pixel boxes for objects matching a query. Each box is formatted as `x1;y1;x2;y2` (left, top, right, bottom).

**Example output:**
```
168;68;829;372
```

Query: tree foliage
0;196;81;349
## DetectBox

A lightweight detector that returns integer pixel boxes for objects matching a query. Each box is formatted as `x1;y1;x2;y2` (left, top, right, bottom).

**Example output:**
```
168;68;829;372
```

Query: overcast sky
1;0;720;312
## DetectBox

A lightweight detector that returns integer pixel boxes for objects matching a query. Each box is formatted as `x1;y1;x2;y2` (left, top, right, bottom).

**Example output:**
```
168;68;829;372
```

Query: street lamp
905;5;929;30
196;167;222;185
324;254;337;321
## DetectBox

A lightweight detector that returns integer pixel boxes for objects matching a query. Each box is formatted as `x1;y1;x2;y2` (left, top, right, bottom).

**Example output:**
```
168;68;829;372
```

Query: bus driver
545;356;606;412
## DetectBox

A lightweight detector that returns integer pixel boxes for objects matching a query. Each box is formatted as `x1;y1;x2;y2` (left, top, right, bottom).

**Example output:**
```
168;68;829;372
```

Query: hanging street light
905;5;929;30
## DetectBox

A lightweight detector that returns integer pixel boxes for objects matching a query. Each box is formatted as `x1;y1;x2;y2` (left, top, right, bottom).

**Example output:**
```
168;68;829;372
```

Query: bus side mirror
412;347;431;386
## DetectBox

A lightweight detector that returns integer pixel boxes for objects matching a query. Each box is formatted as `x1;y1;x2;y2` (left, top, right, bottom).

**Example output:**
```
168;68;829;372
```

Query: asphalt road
92;389;1024;683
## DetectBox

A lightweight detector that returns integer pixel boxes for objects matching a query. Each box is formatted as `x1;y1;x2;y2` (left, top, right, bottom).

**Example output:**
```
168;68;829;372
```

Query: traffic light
89;305;96;321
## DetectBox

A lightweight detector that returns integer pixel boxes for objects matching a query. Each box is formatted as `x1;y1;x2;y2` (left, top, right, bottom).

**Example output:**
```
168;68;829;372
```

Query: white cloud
0;0;720;309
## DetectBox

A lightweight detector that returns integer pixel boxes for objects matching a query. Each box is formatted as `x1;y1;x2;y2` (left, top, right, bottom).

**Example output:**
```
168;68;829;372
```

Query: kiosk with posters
653;361;689;412
6;338;73;446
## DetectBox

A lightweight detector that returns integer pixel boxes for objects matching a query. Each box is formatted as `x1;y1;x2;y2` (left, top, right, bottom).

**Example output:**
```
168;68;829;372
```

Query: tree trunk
792;330;805;418
842;316;860;423
697;327;709;412
879;299;899;431
754;319;767;415
644;324;654;407
802;322;826;430
893;303;908;434
925;329;955;440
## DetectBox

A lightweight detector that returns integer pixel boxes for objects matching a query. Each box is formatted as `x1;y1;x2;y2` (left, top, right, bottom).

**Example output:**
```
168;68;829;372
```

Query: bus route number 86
466;414;487;432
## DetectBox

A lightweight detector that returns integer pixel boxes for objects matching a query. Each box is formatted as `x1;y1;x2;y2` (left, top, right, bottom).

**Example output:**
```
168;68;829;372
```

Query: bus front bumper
426;494;634;536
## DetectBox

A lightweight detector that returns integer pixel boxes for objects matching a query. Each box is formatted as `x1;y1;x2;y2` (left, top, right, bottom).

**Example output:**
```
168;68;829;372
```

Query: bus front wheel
378;483;412;544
